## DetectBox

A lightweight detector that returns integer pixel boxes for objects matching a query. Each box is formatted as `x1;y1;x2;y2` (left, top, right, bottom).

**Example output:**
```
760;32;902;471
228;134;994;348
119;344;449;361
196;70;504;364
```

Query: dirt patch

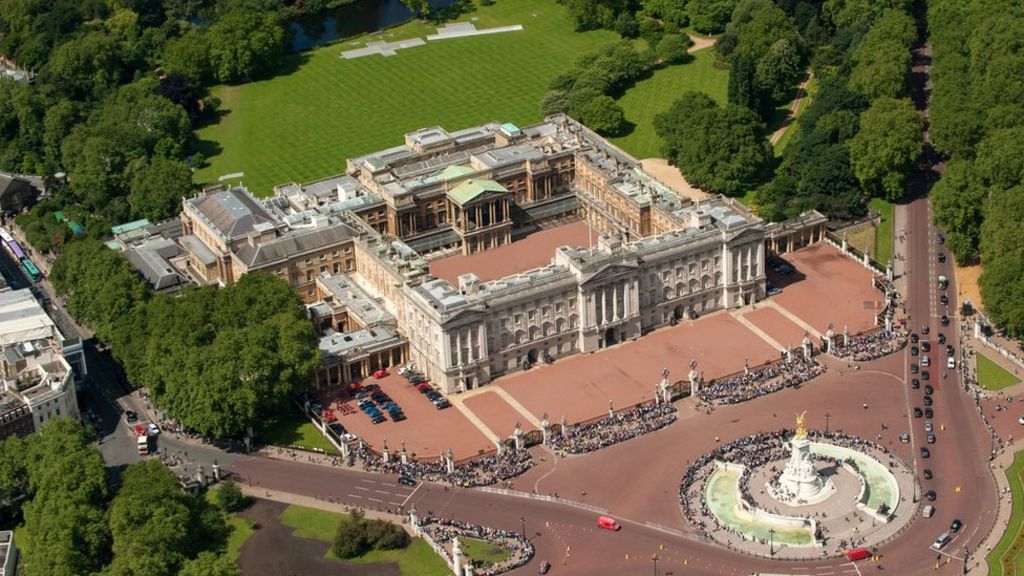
237;499;400;576
955;262;984;312
639;158;710;202
687;33;716;53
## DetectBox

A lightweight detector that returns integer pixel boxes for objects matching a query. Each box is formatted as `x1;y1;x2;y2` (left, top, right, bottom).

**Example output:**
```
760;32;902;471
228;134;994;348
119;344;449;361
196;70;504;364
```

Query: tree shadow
192;138;224;167
427;0;478;24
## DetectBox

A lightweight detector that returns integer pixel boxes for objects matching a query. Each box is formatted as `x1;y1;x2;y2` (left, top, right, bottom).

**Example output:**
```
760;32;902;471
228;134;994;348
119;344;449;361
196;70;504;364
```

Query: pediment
580;262;639;285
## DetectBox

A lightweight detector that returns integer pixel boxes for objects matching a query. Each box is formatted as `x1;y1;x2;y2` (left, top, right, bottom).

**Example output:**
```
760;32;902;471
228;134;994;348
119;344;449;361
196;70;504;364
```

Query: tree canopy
847;96;922;201
655;91;771;196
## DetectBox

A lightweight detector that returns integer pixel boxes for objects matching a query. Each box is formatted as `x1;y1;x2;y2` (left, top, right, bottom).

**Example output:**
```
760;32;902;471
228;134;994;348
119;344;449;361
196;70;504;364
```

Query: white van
931;532;951;550
922;505;935;518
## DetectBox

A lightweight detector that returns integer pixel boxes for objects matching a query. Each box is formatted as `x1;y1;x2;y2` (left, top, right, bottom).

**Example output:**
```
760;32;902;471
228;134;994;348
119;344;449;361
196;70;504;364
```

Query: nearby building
0;289;82;438
0;530;16;576
0;173;42;216
147;115;830;393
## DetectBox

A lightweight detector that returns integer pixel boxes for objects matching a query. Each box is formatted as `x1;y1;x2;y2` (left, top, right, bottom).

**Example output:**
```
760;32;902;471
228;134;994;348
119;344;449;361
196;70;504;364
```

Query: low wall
811;442;899;520
713;462;820;547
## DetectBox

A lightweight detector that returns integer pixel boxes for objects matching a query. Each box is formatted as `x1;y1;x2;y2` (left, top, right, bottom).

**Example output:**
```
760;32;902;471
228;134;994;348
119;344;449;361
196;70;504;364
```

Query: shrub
216;479;247;512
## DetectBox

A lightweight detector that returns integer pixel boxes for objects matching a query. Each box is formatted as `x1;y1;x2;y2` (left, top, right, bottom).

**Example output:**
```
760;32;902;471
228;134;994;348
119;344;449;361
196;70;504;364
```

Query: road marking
374;489;390;495
388;501;403;507
848;561;863;576
368;497;383;503
347;493;362;499
355;486;369;491
399;482;423;510
360;478;378;484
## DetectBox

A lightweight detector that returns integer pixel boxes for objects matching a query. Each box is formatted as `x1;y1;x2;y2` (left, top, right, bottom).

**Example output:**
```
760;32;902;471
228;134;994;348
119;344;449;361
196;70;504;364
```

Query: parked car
925;384;934;395
947;357;956;369
922;355;931;367
434;398;451;409
923;468;933;479
538;560;552;574
938;253;946;263
926;490;937;501
927;433;936;444
899;433;910;443
911;333;919;343
925;407;934;418
924;420;933;432
937;333;946;344
124;410;138;424
924;396;933;407
921;447;931;458
911;364;919;374
767;286;783;296
913;407;923;418
922;342;931;353
147;423;160;436
950;519;963;533
911;345;919;356
938;233;945;244
912;378;920;389
922;325;930;335
939;294;948;305
946;344;955;356
922;370;930;381
941;315;950;327
416;383;433;392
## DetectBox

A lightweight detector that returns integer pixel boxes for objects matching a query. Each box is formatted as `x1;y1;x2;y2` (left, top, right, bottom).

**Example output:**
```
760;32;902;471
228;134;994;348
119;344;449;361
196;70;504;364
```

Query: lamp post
520;516;526;539
769;528;775;557
825;412;832;434
651;553;660;576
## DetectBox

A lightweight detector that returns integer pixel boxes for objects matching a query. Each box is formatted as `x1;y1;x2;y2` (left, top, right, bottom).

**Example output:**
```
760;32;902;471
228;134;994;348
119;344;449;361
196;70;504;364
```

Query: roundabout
682;415;917;559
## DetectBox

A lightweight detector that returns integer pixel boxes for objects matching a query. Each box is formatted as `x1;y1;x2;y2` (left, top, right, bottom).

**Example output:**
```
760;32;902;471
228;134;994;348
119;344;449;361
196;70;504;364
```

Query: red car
373;369;389;379
134;424;147;437
416;382;433;392
347;381;362;393
843;548;871;561
322;410;337;423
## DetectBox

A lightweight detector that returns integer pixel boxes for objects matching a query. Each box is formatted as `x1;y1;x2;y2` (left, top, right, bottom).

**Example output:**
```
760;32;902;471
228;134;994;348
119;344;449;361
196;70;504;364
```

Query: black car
950;519;963;532
921;447;931;458
925;384;934;395
922;325;930;335
911;363;919;374
922;370;930;381
927;433;936;444
924;395;933;407
939;294;948;306
923;468;933;479
398;476;417;487
911;333;919;343
124;410;138;424
925;407;934;418
911;345;919;356
912;378;920;389
922;342;931;353
941;315;950;327
926;490;936;501
938;233;946;244
938;253;946;263
914;407;923;418
946;344;955;356
938;333;946;344
434;398;451;409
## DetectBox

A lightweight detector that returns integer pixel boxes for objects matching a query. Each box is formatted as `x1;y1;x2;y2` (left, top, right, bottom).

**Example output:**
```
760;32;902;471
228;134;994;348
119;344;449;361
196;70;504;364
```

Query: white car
147;423;161;436
947;357;956;369
922;355;931;367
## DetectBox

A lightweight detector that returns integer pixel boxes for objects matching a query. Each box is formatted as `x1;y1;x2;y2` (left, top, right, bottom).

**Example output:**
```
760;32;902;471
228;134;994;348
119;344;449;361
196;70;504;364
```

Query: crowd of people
548;403;677;455
419;515;534;576
354;445;534;487
698;357;826;405
832;328;907;362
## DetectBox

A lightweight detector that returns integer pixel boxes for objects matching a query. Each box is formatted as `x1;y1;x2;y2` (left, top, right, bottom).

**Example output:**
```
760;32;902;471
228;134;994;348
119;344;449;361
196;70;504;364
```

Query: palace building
159;115;825;393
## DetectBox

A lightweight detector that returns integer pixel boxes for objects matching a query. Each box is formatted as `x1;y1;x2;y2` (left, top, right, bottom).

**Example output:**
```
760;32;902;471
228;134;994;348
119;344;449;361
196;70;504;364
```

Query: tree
979;185;1024;338
847;96;922;201
655;92;771;196
539;90;569;116
849;39;910;99
206;11;285;82
105;460;195;576
823;0;912;31
47;31;130;100
0;435;27;512
215;479;247;512
399;0;430;18
127;156;193;221
656;33;694;65
22;419;110;576
727;52;760;112
754;38;803;104
178;552;240;576
156;72;202;120
931;159;985;264
578;96;627;136
688;0;737;34
162;30;211;83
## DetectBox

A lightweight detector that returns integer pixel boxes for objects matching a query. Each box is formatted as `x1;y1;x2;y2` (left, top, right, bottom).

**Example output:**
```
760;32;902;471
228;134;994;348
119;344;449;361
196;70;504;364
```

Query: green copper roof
447;179;507;205
430;164;475;183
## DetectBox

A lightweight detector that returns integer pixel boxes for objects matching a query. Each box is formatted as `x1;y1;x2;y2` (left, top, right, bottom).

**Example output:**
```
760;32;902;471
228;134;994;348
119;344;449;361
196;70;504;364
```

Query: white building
0;290;81;433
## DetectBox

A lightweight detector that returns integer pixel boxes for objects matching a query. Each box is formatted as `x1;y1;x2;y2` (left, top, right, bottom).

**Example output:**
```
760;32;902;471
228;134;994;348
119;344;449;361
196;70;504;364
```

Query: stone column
975;320;982;339
382;442;390;463
452;536;464;575
841;233;848;254
561;414;569;438
885;315;892;333
513;422;524;451
862;250;869;267
195;465;206;488
541;413;551;445
825;325;835;353
689;369;699;398
409;506;420;537
496;435;504;455
446;449;455;474
212;461;221;482
802;335;812;359
400;441;409;464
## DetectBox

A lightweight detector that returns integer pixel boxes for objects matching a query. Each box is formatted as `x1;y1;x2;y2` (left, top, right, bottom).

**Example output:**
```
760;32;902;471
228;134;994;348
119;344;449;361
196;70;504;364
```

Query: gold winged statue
795;411;807;441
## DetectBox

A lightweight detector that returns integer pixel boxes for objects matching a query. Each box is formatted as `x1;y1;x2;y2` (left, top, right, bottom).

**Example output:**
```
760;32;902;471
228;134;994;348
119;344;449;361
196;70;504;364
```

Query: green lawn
978;354;1021;391
256;413;338;454
610;49;729;159
279;504;449;576
869;197;893;266
225;515;257;560
195;0;618;196
459;536;511;565
988;451;1024;575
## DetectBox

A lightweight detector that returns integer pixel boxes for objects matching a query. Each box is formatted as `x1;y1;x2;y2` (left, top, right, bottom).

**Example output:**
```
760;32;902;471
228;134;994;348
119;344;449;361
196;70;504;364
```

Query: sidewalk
238;485;411;530
969;448;1019;576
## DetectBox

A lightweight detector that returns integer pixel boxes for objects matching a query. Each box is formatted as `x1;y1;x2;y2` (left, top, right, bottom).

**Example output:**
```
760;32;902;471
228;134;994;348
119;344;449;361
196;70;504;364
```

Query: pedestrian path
762;300;823;339
490;387;543;429
449;396;500;445
733;310;786;352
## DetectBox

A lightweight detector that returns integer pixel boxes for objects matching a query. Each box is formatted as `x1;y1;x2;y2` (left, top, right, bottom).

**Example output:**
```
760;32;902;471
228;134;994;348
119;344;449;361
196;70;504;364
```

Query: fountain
770;411;835;505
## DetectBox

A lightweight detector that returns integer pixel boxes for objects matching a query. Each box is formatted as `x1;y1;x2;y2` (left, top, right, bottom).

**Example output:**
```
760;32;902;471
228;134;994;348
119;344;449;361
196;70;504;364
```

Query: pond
289;0;459;51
